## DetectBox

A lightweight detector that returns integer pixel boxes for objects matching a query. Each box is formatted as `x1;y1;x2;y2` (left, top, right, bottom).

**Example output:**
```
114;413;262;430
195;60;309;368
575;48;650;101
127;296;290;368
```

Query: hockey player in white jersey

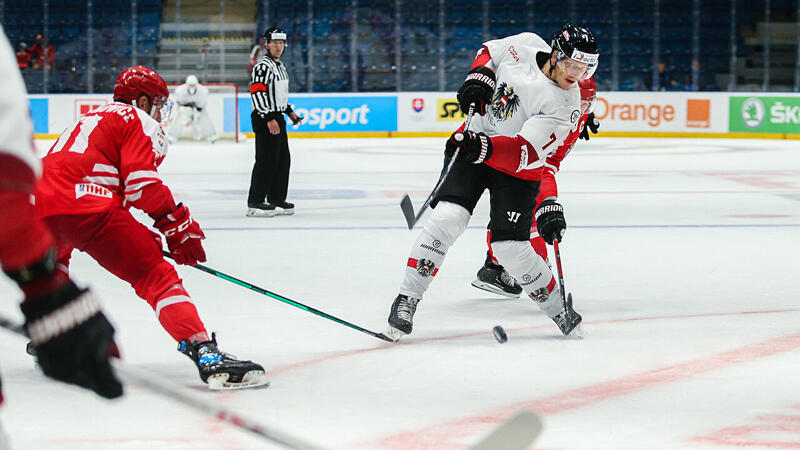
387;24;599;339
167;75;219;144
0;24;123;416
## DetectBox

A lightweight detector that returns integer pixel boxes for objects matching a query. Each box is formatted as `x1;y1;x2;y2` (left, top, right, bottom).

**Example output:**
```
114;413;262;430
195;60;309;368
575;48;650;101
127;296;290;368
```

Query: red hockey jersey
36;102;176;218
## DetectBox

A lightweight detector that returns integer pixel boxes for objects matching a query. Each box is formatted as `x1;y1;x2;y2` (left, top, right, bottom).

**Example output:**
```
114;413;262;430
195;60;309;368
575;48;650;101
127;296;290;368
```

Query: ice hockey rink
1;135;798;449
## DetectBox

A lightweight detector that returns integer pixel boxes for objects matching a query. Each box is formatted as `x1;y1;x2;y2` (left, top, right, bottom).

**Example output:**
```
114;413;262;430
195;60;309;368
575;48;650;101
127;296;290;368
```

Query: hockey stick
400;103;476;229
164;252;396;342
469;410;543;450
552;238;572;320
0;314;324;450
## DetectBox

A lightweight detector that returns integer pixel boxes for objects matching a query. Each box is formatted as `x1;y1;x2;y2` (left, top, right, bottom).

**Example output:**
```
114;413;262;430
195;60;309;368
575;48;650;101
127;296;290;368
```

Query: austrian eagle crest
491;82;520;121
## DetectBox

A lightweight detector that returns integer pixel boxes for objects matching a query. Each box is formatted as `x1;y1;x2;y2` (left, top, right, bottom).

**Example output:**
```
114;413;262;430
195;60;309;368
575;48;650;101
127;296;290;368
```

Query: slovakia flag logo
412;98;424;112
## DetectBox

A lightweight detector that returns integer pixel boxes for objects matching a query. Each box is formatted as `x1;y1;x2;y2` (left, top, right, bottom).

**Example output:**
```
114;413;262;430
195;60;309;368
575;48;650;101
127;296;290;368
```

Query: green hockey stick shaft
164;252;395;342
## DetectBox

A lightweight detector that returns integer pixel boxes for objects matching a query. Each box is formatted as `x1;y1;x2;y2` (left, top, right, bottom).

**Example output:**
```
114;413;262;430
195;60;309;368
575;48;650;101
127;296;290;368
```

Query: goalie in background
167;75;219;144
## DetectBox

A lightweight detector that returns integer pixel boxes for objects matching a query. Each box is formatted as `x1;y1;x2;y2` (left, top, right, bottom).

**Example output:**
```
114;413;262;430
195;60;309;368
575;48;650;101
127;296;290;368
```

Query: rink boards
27;91;800;140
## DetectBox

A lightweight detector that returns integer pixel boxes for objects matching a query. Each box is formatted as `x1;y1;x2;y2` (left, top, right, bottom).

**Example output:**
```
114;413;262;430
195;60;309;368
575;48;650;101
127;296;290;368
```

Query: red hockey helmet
578;77;597;115
113;66;169;106
578;76;597;102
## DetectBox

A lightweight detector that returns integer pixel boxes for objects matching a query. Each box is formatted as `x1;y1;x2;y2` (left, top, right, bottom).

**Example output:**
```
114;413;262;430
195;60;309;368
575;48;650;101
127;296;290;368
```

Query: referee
247;27;303;217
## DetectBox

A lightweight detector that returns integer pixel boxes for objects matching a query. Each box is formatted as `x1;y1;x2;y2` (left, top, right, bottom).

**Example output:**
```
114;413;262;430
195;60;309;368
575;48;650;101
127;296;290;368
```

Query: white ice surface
1;137;798;449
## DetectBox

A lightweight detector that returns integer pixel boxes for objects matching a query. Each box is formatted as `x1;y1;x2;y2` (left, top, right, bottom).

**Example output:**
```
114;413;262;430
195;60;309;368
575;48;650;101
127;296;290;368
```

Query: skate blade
385;326;407;342
470;280;521;299
567;324;586;339
246;209;276;218
207;370;270;391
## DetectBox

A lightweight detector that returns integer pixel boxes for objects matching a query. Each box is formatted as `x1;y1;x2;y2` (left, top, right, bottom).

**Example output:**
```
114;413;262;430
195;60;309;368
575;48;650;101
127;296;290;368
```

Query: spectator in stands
689;58;710;91
651;59;675;91
16;43;30;69
248;37;265;73
28;34;55;70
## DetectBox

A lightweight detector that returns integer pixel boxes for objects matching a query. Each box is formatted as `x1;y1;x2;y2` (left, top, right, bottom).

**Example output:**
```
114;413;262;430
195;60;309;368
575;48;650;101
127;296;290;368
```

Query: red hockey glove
154;203;206;265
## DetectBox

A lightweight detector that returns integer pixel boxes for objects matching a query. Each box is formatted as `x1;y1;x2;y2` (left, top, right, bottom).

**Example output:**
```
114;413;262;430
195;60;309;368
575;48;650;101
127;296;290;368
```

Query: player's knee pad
422;201;471;247
132;259;184;308
492;239;556;296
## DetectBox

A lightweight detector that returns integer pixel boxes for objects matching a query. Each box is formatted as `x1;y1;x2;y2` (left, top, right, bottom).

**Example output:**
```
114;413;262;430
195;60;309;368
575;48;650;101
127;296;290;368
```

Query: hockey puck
493;325;507;343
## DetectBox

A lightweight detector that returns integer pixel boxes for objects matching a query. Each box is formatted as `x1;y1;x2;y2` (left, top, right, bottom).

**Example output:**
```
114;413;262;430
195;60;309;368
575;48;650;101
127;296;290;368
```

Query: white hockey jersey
471;32;582;180
172;83;209;109
0;25;38;175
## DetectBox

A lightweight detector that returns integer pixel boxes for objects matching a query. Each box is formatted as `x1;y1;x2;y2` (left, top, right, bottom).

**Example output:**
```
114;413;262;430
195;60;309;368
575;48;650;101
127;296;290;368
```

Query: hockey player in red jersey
471;77;599;298
387;25;598;340
34;65;267;390
0;25;123;403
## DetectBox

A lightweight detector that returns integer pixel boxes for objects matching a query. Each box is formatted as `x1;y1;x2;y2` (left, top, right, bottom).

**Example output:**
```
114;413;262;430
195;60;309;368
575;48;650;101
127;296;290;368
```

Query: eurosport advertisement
230;95;398;133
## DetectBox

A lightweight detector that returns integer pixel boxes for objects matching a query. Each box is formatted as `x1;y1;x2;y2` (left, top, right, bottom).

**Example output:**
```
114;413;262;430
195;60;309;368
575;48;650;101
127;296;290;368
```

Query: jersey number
50;115;103;155
542;132;557;151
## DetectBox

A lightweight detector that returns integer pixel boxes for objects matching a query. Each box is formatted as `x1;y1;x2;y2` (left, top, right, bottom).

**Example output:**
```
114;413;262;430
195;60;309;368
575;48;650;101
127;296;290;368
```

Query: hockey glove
579;113;599;141
535;200;567;245
21;281;123;399
456;66;496;116
154;203;206;265
445;131;493;164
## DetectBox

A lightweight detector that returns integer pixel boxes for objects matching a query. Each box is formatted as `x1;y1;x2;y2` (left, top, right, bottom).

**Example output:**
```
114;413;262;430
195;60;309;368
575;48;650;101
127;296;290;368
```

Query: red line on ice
360;331;800;449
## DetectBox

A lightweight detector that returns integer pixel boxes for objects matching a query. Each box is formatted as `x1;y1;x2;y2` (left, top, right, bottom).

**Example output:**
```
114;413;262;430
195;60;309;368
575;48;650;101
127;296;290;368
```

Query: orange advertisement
686;99;710;128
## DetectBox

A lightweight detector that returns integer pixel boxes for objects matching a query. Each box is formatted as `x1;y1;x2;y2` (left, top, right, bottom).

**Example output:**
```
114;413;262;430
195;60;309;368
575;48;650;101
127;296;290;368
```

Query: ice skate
246;202;276;217
179;333;268;390
552;293;583;336
387;294;420;339
272;201;294;215
471;257;522;298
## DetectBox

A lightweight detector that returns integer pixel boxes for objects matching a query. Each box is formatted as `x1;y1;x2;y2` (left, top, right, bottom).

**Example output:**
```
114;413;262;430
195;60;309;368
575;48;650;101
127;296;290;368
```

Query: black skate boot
246;202;276;217
178;332;268;390
551;293;582;336
471;255;522;298
387;294;420;340
272;201;294;215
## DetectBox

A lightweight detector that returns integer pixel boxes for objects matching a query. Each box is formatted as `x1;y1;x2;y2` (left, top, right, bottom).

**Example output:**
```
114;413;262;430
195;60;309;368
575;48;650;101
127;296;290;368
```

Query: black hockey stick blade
400;194;416;229
469;410;543;450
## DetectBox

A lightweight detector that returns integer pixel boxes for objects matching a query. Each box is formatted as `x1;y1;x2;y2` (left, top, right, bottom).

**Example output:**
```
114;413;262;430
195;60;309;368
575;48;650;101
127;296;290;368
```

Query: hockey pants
42;208;208;342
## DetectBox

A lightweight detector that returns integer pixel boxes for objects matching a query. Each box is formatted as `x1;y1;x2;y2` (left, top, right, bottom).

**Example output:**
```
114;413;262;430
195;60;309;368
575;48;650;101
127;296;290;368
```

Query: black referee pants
248;112;291;206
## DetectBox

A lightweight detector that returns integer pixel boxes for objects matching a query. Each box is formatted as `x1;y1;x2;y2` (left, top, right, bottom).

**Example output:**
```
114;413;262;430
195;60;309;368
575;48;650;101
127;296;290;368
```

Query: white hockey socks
492;240;562;318
399;201;470;299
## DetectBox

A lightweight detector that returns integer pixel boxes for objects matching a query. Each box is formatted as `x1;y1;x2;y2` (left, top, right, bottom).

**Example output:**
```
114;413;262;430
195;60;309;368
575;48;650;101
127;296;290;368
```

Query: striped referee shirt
250;55;292;118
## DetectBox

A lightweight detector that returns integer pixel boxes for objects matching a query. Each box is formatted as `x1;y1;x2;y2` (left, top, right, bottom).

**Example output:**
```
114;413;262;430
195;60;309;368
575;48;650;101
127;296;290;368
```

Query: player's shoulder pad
485;32;550;65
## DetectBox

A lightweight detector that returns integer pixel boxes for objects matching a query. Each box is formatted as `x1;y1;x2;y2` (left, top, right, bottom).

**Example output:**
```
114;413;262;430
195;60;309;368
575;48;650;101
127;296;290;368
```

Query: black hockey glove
445;131;493;164
21;281;123;399
456;66;496;116
535;200;567;245
579;113;599;141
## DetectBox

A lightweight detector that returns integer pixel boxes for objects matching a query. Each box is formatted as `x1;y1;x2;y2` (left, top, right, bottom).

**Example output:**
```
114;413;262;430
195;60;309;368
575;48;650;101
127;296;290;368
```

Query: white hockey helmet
186;74;199;86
